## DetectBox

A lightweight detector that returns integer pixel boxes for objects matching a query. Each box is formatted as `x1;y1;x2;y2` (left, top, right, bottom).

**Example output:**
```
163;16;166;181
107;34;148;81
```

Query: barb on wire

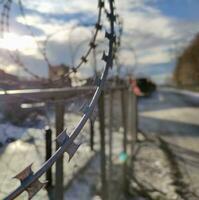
100;3;123;79
114;14;123;78
13;164;47;200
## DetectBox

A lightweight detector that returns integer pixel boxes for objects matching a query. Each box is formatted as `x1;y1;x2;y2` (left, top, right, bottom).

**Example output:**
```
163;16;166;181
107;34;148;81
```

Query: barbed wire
17;0;105;82
0;0;12;36
0;0;106;83
45;0;105;83
0;0;122;85
3;0;116;199
0;0;46;80
50;4;122;85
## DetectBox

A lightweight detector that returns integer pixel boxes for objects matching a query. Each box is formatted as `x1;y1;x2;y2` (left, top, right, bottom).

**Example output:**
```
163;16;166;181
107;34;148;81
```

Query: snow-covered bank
159;87;199;106
0;112;98;199
160;87;199;97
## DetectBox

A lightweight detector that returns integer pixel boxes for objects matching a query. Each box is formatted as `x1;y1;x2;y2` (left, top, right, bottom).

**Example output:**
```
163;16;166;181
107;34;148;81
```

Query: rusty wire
3;0;117;199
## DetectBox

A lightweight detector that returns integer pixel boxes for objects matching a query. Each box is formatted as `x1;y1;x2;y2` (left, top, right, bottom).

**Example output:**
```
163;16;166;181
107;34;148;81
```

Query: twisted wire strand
53;3;122;83
0;0;122;94
48;0;105;83
18;0;105;82
0;0;104;82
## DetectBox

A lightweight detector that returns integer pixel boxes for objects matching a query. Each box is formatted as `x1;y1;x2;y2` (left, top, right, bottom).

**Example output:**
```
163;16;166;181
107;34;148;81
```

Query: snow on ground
139;88;199;195
0;93;132;200
0;112;99;199
160;87;199;106
0;122;27;145
161;87;199;98
64;154;101;200
2;88;198;199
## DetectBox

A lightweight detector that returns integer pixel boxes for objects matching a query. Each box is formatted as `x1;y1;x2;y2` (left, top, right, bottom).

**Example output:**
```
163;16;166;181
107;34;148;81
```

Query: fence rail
0;87;95;103
0;86;126;103
0;84;138;200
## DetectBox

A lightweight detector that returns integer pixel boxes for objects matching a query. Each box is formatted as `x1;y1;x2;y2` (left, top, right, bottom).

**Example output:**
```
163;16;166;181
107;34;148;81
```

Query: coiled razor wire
0;0;44;80
43;2;122;84
43;0;105;82
0;0;122;85
0;0;104;82
3;0;116;199
0;0;122;109
17;0;105;78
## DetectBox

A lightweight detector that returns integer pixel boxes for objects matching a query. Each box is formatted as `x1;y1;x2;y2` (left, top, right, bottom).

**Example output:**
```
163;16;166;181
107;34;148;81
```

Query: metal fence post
90;119;95;151
129;90;138;155
108;89;114;199
45;127;53;197
121;88;128;193
55;102;65;200
98;91;108;200
127;88;138;199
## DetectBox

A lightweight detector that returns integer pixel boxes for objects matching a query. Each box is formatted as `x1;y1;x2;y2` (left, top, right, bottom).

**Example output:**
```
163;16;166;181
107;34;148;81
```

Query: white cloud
2;64;18;74
0;33;35;51
23;0;98;15
0;32;43;60
138;46;171;65
16;15;77;36
0;0;198;82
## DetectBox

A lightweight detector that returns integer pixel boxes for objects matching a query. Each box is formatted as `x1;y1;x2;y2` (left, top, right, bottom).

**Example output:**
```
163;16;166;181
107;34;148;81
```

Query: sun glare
0;33;36;51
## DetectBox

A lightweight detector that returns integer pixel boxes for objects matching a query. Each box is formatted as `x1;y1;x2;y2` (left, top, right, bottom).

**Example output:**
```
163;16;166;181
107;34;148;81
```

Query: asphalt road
139;87;199;194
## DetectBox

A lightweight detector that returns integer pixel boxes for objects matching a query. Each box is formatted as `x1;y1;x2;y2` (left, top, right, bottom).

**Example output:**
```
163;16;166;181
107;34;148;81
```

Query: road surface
139;87;199;194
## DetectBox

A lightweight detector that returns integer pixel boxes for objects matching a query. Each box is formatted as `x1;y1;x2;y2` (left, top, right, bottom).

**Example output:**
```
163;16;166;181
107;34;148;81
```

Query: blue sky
0;0;199;84
155;0;199;21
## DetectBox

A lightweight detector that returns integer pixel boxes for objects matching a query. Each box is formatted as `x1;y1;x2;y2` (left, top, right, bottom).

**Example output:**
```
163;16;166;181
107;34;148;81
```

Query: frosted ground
0;88;199;199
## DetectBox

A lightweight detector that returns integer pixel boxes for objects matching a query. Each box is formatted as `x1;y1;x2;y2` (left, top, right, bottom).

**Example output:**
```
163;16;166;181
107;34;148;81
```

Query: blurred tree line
174;34;199;90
